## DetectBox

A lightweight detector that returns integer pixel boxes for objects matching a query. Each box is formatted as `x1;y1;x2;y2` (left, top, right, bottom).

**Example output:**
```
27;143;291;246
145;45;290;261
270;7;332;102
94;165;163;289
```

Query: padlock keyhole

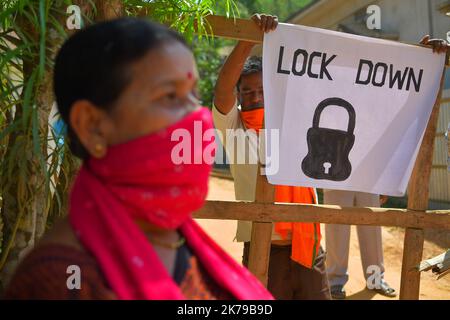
323;162;331;174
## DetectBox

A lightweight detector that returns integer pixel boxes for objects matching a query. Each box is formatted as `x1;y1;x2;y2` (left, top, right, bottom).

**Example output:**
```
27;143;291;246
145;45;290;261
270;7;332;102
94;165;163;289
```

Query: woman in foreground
4;18;273;300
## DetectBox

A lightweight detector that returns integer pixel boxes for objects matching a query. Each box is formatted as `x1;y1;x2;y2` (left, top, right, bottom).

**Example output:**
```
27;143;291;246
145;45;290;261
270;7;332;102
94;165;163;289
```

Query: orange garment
240;109;321;269
240;108;264;133
274;186;321;269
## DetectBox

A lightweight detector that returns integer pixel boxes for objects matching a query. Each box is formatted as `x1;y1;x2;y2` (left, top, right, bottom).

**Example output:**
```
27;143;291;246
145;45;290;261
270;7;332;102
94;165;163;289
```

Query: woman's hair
54;18;188;159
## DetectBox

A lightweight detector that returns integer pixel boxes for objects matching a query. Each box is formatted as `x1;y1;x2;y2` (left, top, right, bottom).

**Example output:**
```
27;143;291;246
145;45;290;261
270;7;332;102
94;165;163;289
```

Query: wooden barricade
193;15;450;299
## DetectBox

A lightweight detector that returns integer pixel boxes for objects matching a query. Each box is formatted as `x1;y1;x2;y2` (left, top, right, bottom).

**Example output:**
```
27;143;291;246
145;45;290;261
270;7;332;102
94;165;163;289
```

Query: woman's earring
94;143;104;156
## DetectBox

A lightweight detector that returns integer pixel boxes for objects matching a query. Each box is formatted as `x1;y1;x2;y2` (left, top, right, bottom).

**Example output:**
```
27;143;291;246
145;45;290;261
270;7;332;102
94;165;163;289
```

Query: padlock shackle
312;97;356;134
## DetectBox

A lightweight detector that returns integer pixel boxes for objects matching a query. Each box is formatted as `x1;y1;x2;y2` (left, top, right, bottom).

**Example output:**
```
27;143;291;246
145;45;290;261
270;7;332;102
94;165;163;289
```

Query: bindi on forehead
187;71;193;79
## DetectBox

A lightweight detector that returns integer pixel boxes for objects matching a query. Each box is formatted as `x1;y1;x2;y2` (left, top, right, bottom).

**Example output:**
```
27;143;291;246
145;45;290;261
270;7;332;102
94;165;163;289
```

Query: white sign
263;23;445;196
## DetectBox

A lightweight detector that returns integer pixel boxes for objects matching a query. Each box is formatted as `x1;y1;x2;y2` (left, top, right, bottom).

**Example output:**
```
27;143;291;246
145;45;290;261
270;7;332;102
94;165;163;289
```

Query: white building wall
368;0;449;202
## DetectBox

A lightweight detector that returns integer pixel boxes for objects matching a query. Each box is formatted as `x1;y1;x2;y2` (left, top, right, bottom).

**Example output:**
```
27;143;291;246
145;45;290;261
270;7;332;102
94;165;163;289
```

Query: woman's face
69;41;199;158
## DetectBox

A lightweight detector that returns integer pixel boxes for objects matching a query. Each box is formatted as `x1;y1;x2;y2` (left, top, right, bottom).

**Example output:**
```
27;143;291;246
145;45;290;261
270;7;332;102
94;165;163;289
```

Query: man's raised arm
213;14;278;115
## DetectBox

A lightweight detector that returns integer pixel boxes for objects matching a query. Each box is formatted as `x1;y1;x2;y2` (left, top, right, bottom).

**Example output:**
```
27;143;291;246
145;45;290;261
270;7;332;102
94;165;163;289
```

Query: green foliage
0;0;72;272
123;0;240;108
124;0;239;41
193;38;224;108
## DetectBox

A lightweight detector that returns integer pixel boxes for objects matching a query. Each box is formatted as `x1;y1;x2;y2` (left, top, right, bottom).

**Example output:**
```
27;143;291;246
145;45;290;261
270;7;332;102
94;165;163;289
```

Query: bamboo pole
247;167;276;287
399;53;448;300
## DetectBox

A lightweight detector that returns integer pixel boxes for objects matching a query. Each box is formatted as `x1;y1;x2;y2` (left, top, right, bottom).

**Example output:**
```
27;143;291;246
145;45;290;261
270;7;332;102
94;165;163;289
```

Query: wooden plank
247;222;272;286
200;15;450;66
247;167;275;287
201;15;263;43
400;54;448;300
407;64;448;211
193;200;450;229
400;228;425;299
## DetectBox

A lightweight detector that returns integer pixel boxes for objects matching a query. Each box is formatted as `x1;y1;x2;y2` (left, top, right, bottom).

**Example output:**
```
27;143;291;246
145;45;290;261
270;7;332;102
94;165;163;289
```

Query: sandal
330;285;346;300
369;281;397;298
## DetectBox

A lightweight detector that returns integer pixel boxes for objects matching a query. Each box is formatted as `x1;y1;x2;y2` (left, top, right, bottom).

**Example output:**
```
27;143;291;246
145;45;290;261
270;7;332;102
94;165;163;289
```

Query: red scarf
69;108;273;300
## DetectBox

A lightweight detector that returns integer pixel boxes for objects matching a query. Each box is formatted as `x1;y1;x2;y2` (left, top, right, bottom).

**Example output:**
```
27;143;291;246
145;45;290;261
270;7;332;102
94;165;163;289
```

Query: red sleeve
3;244;116;300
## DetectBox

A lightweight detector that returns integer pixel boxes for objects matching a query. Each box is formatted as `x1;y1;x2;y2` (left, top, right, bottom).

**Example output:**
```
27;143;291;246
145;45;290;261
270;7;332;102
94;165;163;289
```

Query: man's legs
267;244;330;300
244;242;294;299
292;246;331;300
245;242;327;299
355;192;395;297
244;242;330;300
354;192;385;283
324;190;354;288
267;245;294;299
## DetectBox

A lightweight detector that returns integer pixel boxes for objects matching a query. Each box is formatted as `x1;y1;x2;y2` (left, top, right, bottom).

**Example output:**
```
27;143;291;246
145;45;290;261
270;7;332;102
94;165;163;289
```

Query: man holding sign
214;11;448;300
261;17;447;300
213;14;330;300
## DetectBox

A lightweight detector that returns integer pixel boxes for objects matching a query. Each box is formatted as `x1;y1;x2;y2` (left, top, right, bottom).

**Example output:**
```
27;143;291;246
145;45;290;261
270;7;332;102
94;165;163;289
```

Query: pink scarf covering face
69;107;273;300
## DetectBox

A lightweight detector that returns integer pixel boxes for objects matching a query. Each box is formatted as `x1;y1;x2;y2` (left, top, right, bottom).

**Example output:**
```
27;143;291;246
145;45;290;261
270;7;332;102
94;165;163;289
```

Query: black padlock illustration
301;97;356;181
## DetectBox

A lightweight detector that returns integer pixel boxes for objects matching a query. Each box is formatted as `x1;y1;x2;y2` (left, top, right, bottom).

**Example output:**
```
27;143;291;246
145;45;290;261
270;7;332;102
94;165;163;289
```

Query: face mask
240;107;264;133
80;107;214;229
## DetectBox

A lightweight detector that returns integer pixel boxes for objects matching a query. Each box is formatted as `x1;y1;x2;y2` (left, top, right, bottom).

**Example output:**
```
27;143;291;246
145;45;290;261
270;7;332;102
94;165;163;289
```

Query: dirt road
196;176;450;300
